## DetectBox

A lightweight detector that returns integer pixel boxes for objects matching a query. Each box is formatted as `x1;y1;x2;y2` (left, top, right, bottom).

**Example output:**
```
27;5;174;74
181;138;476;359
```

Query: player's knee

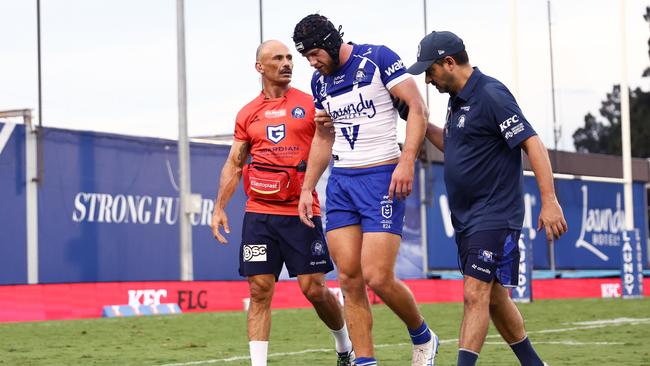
249;281;274;304
338;271;364;291
463;286;490;310
364;271;393;293
301;283;328;303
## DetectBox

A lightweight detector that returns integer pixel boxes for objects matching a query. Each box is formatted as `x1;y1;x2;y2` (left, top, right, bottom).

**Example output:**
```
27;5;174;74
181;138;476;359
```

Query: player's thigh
359;231;401;277
326;225;363;276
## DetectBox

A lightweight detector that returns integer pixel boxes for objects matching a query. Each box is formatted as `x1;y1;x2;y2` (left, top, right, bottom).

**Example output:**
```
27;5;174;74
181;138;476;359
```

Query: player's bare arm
211;140;249;243
521;135;568;241
298;120;334;228
388;77;427;200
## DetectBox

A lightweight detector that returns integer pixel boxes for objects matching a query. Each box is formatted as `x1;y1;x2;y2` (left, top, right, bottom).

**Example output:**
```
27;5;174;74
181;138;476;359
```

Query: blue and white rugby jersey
310;44;411;167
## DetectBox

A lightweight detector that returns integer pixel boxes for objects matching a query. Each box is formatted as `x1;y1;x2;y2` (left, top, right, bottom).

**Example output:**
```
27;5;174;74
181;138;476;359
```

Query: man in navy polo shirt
403;31;568;366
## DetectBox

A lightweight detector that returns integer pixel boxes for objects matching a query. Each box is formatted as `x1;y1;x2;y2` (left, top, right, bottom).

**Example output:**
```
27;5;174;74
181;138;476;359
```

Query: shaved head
256;40;287;61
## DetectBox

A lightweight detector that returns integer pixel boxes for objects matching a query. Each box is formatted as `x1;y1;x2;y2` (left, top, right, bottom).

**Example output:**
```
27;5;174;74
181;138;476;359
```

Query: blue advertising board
0;122;28;284
0;125;648;284
37;127;242;283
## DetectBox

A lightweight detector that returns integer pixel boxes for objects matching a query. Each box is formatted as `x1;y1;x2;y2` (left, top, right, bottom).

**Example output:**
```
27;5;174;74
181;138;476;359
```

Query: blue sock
510;337;544;366
355;357;378;365
408;320;432;345
457;349;479;366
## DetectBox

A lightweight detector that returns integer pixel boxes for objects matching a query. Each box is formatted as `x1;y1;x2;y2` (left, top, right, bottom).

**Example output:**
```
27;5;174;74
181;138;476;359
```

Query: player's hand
315;110;334;129
388;159;415;200
391;96;410;121
211;207;230;244
298;189;315;228
537;197;568;241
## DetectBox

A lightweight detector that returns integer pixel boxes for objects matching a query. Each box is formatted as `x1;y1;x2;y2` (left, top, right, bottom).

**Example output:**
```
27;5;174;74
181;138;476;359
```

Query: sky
1;0;649;152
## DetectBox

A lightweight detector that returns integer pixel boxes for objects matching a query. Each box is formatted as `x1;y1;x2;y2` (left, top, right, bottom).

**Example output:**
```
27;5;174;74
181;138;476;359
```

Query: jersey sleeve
233;108;250;142
310;73;325;111
376;45;411;90
484;82;537;149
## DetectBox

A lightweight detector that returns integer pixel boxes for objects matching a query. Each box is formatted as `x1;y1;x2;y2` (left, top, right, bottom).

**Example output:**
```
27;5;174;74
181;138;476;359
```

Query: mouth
280;69;292;77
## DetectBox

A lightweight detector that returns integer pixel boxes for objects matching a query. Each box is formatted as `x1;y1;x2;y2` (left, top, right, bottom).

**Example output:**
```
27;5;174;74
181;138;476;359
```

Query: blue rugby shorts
325;164;405;235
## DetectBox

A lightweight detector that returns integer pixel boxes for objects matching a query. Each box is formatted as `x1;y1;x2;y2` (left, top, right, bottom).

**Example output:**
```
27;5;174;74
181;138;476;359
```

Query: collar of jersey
330;43;362;77
455;67;482;103
257;87;292;101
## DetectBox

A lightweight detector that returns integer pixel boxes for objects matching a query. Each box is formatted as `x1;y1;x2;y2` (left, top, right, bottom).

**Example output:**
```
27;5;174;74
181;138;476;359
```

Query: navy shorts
239;212;334;280
325;164;405;235
456;229;521;287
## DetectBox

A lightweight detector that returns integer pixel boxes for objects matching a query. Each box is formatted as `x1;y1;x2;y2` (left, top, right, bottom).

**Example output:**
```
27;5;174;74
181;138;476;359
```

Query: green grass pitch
1;298;649;365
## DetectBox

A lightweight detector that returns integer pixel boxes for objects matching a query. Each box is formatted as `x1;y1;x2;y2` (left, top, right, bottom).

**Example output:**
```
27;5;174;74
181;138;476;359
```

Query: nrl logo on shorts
380;195;393;219
266;124;286;144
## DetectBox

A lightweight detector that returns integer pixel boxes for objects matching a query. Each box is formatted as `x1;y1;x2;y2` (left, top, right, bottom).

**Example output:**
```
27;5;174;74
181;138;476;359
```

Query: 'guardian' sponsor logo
266;124;286;144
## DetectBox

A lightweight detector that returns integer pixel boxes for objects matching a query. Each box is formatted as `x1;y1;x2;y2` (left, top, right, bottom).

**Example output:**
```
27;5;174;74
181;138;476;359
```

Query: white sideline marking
0;122;16;156
568;317;650;326
484;341;624;346
157;317;650;366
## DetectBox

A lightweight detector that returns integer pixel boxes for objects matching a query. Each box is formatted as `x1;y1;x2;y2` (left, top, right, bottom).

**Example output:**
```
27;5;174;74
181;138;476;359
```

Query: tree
573;6;650;158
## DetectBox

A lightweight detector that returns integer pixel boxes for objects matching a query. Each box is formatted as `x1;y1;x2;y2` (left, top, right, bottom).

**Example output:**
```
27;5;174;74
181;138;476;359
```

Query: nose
425;74;432;84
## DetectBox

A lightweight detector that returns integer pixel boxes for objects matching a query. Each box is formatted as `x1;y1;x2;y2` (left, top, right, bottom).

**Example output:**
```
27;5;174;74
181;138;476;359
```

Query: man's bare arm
211;140;249;243
521;135;568;240
388;77;427;200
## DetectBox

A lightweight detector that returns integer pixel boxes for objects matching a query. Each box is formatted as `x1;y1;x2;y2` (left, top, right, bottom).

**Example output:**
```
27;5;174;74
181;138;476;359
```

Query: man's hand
298;189;315;228
538;198;568;241
211;207;230;244
315;110;334;130
388;159;415;200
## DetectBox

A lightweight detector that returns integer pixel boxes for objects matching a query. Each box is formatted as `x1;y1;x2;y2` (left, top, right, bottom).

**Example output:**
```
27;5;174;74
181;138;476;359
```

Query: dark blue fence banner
38;128;242;283
425;163;648;270
1;125;648;284
0;122;27;285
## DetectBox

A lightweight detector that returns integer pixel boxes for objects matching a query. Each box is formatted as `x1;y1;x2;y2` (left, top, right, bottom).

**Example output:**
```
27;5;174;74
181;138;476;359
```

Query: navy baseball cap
406;31;465;75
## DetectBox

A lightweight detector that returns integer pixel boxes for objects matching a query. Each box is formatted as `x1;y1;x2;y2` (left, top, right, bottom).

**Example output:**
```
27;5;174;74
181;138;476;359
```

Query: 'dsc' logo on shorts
243;244;267;262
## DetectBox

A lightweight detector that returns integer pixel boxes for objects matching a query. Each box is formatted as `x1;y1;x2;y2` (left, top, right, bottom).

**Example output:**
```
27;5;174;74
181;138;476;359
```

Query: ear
255;61;263;75
443;56;455;71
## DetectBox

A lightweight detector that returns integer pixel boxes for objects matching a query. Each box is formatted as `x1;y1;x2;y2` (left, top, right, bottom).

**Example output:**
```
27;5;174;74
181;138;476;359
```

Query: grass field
1;298;649;366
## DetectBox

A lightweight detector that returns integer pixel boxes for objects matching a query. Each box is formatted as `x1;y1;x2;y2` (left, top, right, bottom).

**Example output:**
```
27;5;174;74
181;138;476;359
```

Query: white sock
249;341;268;366
331;323;353;354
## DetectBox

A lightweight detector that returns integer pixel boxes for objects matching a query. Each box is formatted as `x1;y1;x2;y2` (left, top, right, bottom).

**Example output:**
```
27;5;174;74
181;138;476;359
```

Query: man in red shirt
211;40;353;366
